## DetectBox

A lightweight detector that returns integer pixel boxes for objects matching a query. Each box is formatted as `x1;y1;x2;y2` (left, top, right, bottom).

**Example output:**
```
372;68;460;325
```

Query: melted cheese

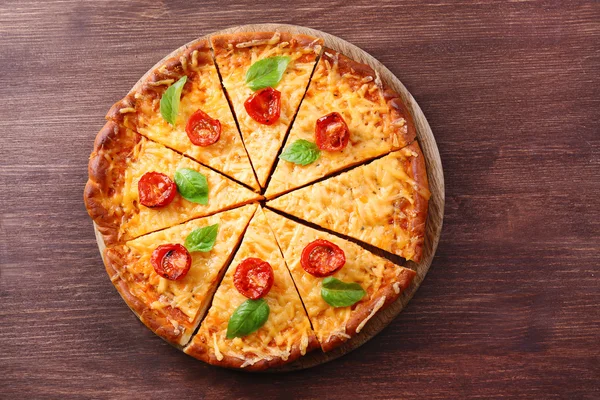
212;34;321;187
122;57;259;190
185;208;313;366
267;148;430;261
115;138;261;242
265;51;407;198
263;210;408;348
115;204;257;346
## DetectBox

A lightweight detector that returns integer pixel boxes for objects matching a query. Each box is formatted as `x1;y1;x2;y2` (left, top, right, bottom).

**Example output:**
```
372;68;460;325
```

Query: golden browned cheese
267;146;431;261
265;49;411;198
119;51;259;190
107;204;257;346
211;32;323;187
109;138;261;242
263;209;413;350
184;208;314;368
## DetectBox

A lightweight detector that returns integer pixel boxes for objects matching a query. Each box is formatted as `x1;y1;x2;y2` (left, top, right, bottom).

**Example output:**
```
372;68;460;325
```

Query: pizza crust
84;121;141;246
185;334;320;371
321;267;415;352
210;31;322;54
402;141;430;262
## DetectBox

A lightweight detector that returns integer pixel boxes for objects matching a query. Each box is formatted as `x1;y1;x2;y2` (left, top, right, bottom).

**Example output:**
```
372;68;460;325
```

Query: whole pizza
84;30;431;371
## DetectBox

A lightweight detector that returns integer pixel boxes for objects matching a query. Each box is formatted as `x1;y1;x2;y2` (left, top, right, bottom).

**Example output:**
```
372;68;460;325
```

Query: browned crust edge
103;247;189;346
105;39;212;126
384;85;417;147
320;266;416;352
84;121;141;246
210;31;323;54
184;333;320;372
403;141;431;263
321;47;416;148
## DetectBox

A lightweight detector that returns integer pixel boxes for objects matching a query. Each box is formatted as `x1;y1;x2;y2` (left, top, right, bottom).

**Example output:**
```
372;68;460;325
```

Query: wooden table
1;1;598;398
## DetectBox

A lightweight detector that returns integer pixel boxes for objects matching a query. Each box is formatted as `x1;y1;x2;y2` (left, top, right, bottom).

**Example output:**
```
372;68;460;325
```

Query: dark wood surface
1;1;598;398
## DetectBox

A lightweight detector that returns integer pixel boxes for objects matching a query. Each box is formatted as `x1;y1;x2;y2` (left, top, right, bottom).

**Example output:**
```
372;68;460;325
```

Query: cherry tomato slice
315;112;350;151
244;87;281;125
301;239;346;277
151;244;192;281
138;172;176;208
233;258;274;299
185;109;221;146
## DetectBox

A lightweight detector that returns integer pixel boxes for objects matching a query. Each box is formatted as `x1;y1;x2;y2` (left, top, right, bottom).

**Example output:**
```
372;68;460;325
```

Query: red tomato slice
185;109;221;146
138;172;176;208
233;258;274;299
244;87;281;125
151;244;192;281
315;112;350;151
301;239;346;277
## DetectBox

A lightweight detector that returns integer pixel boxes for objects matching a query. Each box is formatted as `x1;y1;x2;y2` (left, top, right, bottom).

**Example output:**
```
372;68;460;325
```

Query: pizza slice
84;121;261;246
210;32;323;187
107;39;259;191
263;209;416;352
184;207;318;370
267;142;430;262
104;204;257;346
265;48;416;199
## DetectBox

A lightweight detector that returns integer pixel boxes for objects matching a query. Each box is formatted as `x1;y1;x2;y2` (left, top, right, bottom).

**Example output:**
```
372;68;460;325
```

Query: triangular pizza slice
185;207;318;370
104;204;257;346
85;121;261;246
263;209;416;352
265;48;416;199
210;32;323;187
107;39;259;191
267;142;430;262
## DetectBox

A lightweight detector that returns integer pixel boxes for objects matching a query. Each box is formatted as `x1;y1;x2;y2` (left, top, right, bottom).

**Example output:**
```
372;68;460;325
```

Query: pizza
184;207;318;370
267;142;430;262
263;209;416;351
265;47;416;199
85;30;431;370
211;32;323;188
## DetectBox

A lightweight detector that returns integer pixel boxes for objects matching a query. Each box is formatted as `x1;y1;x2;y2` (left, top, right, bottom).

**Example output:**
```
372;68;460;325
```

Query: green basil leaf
321;277;366;308
174;168;209;205
226;299;270;339
245;56;291;91
279;139;321;166
184;224;219;252
160;76;187;125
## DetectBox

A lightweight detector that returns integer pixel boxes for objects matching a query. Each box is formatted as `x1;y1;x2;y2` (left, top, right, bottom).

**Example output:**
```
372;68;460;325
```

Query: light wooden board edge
93;23;445;372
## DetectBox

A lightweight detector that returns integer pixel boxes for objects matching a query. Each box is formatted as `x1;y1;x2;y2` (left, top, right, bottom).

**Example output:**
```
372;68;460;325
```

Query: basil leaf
279;139;321;166
245;56;291;91
160;76;187;125
174;168;209;205
321;277;366;308
184;224;219;252
226;299;270;339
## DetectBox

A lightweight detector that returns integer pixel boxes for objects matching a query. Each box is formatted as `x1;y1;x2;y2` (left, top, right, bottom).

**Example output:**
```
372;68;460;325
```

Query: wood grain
1;0;598;398
93;23;445;371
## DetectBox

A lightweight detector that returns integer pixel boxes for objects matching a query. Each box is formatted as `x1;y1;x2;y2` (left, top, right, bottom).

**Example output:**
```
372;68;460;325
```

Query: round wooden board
93;23;445;372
